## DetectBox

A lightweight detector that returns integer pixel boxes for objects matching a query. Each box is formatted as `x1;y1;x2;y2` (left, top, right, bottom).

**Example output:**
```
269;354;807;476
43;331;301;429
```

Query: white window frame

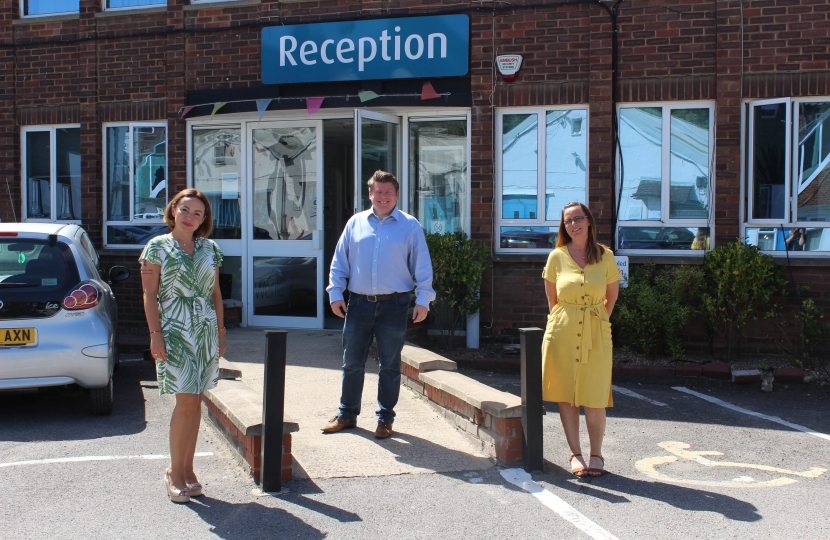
22;0;79;18
616;101;716;256
102;121;168;248
21;124;82;224
742;96;830;256
495;105;590;254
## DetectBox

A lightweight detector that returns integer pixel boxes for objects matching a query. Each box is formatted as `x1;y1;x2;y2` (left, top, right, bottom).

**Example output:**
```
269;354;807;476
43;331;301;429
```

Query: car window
0;240;81;295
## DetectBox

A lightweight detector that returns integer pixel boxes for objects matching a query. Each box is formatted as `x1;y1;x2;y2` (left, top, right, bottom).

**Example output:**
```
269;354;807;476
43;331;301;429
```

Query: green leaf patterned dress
139;235;224;395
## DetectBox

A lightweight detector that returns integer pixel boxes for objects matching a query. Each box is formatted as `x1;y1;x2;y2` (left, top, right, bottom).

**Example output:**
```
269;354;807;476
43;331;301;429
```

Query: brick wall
1;0;829;342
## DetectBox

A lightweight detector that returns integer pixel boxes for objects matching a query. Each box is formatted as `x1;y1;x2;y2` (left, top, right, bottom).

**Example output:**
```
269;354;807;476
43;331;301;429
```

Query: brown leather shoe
321;416;356;433
374;421;393;439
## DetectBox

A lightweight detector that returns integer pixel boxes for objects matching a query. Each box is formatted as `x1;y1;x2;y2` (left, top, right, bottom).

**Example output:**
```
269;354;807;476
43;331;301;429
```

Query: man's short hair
367;170;399;192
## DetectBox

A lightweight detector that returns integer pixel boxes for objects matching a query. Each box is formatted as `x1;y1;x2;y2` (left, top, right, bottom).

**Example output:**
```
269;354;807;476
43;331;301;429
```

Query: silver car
0;224;130;415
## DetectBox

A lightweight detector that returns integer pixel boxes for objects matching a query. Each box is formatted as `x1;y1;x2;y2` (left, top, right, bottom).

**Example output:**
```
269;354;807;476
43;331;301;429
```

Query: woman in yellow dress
542;202;621;477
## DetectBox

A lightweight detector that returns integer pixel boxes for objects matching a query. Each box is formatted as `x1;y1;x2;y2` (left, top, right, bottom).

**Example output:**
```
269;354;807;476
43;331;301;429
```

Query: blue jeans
338;293;410;424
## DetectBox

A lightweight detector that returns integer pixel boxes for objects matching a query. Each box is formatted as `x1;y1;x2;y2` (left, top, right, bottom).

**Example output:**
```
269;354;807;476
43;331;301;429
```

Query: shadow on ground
0;360;150;442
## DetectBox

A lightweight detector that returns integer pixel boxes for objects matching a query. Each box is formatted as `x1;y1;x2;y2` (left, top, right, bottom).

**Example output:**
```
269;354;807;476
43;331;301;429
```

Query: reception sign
262;15;469;85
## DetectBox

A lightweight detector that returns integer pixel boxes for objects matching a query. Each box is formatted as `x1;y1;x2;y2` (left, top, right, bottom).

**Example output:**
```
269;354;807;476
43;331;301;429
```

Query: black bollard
261;330;287;492
519;327;544;472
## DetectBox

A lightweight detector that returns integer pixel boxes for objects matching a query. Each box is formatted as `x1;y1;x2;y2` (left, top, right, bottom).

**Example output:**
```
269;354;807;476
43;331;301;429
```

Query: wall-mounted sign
496;55;522;82
615;256;629;288
262;15;469;85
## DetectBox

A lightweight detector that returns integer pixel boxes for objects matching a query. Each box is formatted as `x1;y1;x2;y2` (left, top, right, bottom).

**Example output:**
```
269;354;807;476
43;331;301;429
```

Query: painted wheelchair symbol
636;441;828;488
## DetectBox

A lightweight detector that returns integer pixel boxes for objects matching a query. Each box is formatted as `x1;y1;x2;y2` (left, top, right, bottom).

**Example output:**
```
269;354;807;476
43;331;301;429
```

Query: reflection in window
618;227;706;251
502;114;538;219
107;225;169;247
408;120;467;234
106;127;130;222
751;103;787;220
24;0;79;16
670;109;710;219
106;0;165;8
252;127;317;240
253;257;317;317
546;110;587;219
619;107;662;221
133;127;167;220
359;118;398;212
745;227;830;252
26;131;51;219
499;227;557;249
193;128;242;240
24;127;80;221
218;256;243;303
797;102;830;222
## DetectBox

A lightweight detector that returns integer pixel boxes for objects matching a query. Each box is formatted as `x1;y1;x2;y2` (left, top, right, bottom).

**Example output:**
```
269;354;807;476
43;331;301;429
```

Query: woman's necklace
171;234;195;251
568;245;587;262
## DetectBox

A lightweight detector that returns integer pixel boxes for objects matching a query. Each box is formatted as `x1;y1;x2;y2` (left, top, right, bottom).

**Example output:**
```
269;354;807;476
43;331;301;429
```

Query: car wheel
90;377;113;416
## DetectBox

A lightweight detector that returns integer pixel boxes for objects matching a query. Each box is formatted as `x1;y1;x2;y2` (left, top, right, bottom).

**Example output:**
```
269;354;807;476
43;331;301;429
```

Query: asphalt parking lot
1;359;828;539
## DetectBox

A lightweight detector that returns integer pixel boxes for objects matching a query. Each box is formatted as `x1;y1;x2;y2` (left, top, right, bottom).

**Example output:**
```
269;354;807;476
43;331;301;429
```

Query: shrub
701;240;784;362
766;286;830;375
612;262;704;360
425;231;491;351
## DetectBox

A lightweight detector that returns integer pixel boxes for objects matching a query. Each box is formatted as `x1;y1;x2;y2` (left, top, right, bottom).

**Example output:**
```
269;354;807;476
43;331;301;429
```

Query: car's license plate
0;328;36;345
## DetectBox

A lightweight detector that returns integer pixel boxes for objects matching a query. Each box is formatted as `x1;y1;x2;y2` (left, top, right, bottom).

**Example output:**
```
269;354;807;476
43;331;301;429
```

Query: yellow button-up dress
541;246;622;408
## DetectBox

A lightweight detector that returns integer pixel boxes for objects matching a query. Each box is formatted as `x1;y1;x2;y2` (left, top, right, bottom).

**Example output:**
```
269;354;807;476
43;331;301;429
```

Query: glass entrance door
246;120;324;328
354;110;401;211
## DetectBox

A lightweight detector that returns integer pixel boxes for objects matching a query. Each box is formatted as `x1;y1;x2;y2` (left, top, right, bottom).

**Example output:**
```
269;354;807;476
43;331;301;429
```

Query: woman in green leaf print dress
140;188;225;504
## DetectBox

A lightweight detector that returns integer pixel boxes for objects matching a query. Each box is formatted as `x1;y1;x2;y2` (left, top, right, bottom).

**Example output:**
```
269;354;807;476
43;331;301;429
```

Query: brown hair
555;202;607;265
367;170;399;192
163;188;213;238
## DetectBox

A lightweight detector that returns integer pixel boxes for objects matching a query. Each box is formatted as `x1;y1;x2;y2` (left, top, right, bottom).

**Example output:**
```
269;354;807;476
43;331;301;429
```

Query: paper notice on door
222;173;239;200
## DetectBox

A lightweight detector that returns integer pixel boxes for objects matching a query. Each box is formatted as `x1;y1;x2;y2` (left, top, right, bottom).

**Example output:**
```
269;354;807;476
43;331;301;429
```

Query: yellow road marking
636;441;827;488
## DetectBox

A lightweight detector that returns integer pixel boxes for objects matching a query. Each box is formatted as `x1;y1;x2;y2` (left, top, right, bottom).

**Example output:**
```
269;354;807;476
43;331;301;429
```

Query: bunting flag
210;102;227;119
421;81;441;100
358;90;379;102
306;97;325;115
255;99;271;121
180;105;195;118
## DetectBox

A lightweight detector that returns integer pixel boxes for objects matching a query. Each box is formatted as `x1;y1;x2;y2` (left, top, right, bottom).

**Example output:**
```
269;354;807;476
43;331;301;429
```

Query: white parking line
672;386;830;442
612;385;668;407
0;452;213;469
501;468;619;540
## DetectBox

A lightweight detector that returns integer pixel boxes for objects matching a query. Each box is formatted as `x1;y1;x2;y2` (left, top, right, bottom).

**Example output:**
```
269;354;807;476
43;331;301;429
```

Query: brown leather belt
349;291;410;302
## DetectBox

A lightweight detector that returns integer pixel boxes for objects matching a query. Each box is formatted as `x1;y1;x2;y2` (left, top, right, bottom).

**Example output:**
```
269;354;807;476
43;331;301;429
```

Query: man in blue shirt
323;170;435;439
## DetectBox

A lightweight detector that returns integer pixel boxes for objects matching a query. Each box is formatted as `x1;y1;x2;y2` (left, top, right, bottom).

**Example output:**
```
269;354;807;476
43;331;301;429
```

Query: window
745;98;830;253
104;123;168;247
105;0;165;9
22;126;81;222
408;118;468;235
496;107;588;252
617;102;714;252
23;0;79;17
192;126;242;240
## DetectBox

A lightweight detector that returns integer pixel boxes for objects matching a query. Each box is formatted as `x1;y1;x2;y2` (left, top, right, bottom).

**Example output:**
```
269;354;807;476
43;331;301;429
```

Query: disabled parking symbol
636;441;827;488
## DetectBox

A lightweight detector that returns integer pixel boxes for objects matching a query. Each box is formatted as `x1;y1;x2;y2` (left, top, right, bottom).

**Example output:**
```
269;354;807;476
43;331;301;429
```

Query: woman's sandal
164;473;191;503
186;482;203;497
569;453;589;477
586;455;605;477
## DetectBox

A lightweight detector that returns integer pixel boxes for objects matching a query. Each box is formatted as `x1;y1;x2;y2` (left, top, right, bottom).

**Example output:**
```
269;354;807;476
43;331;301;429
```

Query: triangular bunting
210;102;227;119
180;105;195;118
306;97;325;115
358;90;379;103
421;81;441;100
256;99;271;121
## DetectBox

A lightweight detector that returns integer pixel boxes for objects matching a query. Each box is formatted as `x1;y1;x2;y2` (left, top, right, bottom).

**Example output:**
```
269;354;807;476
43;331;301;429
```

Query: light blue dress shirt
327;206;435;307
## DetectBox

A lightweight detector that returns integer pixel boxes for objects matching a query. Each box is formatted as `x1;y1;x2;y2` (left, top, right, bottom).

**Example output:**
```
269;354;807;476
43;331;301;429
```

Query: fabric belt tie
349;291;410;302
556;299;605;364
159;295;212;327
